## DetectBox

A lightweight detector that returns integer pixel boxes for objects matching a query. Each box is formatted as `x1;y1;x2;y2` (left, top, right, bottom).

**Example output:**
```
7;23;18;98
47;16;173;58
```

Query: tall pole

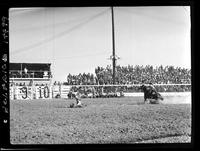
111;7;116;85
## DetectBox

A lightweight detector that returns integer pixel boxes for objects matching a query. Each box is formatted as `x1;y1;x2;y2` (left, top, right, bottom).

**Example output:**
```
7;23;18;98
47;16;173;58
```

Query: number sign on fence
10;85;71;100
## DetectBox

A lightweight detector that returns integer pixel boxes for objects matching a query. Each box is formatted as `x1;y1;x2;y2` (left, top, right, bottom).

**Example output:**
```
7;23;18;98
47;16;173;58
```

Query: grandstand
9;63;52;86
65;65;191;92
9;63;191;100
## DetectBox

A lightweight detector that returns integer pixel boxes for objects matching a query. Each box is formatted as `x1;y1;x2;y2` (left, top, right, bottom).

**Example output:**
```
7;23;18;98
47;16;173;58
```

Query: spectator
64;64;191;92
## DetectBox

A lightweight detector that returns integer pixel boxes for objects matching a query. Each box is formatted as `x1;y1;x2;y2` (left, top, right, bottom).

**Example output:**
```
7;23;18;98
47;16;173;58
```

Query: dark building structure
9;63;52;86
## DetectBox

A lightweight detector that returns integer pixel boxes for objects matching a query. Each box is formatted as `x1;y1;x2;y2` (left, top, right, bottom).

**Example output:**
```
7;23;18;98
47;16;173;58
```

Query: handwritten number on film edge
1;16;9;119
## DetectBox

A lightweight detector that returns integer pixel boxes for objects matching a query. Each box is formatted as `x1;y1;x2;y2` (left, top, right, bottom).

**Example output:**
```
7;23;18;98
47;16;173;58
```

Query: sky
9;6;191;82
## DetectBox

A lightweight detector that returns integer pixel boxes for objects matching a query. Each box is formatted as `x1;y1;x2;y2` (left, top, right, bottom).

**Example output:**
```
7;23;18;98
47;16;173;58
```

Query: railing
9;70;51;79
9;84;191;100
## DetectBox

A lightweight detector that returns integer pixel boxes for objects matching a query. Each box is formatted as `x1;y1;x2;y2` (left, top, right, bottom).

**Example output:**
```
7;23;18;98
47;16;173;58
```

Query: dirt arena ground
10;95;191;144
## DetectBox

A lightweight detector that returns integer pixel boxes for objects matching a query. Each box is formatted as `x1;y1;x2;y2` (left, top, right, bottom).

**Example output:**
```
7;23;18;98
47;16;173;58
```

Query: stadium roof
10;63;51;71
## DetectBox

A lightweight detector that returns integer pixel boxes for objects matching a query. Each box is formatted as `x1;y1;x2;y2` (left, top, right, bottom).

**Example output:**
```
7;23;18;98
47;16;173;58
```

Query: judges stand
9;63;52;86
9;70;52;86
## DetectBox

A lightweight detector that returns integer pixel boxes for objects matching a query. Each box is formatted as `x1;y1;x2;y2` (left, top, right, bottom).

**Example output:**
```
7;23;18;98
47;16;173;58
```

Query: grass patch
10;97;191;144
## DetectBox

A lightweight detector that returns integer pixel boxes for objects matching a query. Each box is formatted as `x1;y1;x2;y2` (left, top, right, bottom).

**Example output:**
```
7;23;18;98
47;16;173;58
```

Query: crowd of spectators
65;65;191;85
64;73;96;85
64;65;191;92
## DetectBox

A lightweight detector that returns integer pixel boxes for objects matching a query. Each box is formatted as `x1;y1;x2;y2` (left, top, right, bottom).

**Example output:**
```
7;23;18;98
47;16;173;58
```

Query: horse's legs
144;96;147;103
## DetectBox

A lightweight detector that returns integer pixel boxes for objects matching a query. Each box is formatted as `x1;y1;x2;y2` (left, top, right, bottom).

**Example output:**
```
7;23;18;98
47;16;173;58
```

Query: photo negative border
0;0;197;150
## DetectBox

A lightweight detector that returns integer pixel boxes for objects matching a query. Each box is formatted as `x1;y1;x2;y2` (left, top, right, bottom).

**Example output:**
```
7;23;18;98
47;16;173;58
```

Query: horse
139;84;164;104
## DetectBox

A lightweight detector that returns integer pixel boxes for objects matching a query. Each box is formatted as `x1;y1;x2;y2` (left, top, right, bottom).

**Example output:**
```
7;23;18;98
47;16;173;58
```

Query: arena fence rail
9;84;191;100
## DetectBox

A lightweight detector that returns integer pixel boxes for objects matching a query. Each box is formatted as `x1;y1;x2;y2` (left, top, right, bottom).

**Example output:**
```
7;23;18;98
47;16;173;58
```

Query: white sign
52;85;60;98
60;85;71;98
14;86;33;100
35;86;52;99
10;85;71;100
